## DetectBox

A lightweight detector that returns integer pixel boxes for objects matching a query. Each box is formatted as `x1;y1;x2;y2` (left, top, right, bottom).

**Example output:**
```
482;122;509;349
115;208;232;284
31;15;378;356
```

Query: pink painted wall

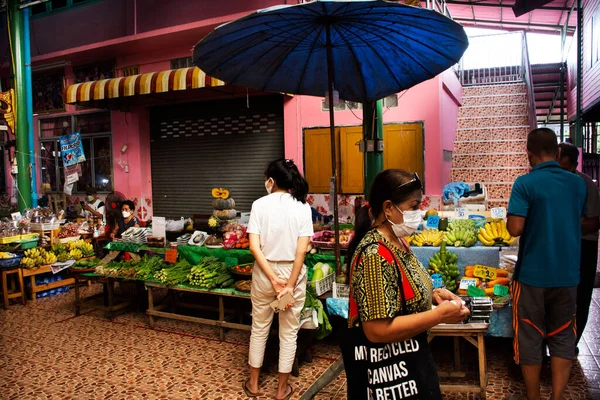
283;96;304;173
291;75;449;195
439;69;462;189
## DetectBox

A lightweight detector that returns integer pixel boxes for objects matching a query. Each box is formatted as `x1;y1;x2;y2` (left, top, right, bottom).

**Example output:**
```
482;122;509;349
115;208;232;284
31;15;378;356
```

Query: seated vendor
111;200;140;239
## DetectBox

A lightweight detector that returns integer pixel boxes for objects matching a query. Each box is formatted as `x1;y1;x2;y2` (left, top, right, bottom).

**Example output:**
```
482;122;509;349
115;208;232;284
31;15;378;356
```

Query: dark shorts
512;281;577;365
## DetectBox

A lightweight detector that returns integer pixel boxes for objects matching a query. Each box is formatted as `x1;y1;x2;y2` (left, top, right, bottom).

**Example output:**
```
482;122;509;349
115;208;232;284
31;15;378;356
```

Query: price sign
165;249;178;264
459;278;478;290
11;212;21;221
494;285;509;297
491;207;507;219
473;265;497;280
455;208;466;219
467;285;486;297
426;215;440;229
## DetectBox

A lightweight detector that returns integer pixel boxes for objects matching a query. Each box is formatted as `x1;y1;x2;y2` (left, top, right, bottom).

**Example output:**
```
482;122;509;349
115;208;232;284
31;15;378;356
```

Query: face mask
122;211;131;218
87;196;94;202
265;178;274;194
387;205;422;238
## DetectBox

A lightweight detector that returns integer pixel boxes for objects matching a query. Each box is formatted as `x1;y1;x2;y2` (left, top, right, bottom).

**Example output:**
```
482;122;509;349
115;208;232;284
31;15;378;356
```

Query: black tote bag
340;243;442;400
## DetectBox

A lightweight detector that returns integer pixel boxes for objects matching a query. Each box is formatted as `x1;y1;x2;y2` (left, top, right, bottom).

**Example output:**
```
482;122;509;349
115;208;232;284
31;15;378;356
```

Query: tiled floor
1;286;600;399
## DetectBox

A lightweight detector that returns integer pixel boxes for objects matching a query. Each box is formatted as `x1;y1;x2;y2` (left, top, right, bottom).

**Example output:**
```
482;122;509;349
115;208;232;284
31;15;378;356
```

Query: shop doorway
150;96;284;219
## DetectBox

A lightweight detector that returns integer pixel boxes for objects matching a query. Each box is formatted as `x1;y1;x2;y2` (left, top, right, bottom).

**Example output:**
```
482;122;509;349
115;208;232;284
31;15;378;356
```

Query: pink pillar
283;96;304;173
110;108;153;220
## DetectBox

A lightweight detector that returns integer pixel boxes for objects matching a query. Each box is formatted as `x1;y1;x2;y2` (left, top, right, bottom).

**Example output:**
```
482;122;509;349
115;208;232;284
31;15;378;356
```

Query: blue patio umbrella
193;0;468;271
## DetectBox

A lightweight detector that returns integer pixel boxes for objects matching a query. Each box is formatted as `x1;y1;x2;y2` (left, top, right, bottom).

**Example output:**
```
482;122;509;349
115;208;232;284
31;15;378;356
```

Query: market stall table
73;272;135;320
21;265;75;302
145;281;251;341
428;323;490;399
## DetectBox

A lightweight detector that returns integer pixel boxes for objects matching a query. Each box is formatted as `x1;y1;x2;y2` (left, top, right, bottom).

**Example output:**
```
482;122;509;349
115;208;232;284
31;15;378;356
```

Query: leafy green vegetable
303;284;332;339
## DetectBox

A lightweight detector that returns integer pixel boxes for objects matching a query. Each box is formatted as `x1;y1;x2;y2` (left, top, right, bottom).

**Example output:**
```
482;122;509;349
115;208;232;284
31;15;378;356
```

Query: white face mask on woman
387;204;422;238
122;211;131;219
265;178;274;194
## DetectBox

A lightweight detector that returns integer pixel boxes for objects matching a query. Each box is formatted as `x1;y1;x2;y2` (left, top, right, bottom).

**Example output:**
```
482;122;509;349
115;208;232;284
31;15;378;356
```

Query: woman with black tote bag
341;170;470;400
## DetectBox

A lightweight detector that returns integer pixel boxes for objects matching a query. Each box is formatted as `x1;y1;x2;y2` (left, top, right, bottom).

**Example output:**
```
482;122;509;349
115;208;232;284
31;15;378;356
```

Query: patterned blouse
349;230;433;328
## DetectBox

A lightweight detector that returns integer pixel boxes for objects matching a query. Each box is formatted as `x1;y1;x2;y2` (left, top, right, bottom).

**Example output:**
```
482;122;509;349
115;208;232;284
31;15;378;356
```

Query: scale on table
461;297;494;324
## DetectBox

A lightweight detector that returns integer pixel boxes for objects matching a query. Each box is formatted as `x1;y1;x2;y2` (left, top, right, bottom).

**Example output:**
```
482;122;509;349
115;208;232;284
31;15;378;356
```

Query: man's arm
507;216;526;237
507;178;529;237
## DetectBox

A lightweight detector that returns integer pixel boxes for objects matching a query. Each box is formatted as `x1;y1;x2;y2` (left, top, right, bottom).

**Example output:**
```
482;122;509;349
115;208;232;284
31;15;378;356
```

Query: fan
105;191;126;232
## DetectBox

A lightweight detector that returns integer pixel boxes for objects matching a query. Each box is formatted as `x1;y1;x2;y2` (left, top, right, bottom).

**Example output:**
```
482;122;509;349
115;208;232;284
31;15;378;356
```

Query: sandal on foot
243;380;259;398
275;384;294;400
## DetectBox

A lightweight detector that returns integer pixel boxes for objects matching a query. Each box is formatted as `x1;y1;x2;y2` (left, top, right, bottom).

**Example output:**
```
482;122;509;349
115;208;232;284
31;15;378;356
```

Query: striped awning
65;67;225;104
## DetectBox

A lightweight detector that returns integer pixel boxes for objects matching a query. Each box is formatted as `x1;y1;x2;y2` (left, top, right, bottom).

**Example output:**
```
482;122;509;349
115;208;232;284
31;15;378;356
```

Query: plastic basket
13;239;39;250
309;272;334;296
0;235;21;244
0;254;23;269
19;233;39;241
333;283;350;299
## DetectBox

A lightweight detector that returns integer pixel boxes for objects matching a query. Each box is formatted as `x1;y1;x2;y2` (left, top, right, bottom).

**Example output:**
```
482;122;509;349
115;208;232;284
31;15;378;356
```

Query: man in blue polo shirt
507;128;586;400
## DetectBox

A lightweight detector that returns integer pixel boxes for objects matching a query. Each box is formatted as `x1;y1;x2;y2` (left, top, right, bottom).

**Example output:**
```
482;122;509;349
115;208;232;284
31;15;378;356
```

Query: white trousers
248;261;307;373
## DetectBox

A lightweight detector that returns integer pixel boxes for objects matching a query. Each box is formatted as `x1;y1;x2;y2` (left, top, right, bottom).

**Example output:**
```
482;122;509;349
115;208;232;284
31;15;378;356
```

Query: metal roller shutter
150;95;284;219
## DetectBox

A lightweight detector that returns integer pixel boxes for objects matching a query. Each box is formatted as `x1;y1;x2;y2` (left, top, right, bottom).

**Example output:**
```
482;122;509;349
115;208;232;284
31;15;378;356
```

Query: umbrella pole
325;24;341;275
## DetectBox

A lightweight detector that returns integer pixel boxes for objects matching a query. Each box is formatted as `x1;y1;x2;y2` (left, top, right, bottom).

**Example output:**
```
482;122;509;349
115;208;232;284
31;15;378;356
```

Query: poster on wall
59;132;86;167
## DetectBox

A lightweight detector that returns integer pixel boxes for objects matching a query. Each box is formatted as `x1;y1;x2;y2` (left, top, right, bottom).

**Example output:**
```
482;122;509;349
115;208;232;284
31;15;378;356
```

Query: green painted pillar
363;100;384;199
9;0;31;211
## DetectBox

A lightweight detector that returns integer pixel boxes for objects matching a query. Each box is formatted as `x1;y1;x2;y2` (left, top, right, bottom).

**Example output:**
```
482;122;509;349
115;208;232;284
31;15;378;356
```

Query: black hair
86;186;97;195
121;200;135;212
527;128;558;157
558;142;579;166
346;169;422;275
265;159;309;203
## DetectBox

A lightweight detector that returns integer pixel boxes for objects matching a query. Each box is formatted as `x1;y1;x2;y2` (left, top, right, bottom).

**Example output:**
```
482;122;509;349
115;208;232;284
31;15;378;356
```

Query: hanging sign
65;172;79;185
63;183;74;196
59;131;86;167
65;164;82;177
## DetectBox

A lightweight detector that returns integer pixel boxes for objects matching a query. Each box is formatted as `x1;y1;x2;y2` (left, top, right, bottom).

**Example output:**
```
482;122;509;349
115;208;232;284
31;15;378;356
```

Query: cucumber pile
187;256;234;289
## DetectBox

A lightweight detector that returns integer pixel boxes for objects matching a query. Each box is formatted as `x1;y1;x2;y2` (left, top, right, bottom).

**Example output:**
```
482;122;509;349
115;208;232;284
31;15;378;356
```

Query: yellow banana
479;227;494;242
478;233;495;246
504;237;516;245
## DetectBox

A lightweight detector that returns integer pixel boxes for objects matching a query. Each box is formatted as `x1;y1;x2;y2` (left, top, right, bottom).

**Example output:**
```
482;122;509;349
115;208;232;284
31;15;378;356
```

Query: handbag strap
352;239;407;316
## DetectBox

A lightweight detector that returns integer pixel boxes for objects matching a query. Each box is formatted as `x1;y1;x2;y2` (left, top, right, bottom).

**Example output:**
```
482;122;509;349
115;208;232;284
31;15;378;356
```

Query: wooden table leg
454;336;461;371
478;333;487;399
147;285;155;328
29;276;36;303
2;271;9;309
107;279;115;320
74;276;81;316
17;269;26;306
219;295;225;341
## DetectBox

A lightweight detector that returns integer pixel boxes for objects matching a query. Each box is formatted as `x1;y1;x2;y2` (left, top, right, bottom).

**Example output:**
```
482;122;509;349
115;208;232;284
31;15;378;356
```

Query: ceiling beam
453;17;576;30
445;0;572;10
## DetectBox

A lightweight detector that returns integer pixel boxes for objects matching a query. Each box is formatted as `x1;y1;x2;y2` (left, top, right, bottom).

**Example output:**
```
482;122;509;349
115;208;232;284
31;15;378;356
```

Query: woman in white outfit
245;159;313;400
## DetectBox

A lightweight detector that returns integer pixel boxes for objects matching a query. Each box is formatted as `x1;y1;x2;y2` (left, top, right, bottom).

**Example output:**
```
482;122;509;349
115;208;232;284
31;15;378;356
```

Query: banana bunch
445;226;477;247
20;257;37;269
44;251;57;265
404;235;414;245
478;219;516;246
52;243;68;255
67;239;87;251
79;243;95;258
22;248;45;268
69;249;83;260
57;252;71;263
412;229;444;247
428;243;460;292
0;252;14;259
447;219;477;234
